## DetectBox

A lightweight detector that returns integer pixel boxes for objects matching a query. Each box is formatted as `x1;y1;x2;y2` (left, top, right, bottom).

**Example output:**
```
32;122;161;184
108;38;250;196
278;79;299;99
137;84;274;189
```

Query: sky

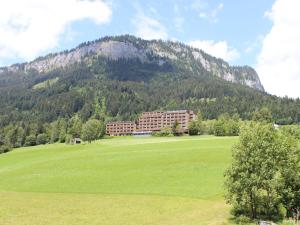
0;0;299;98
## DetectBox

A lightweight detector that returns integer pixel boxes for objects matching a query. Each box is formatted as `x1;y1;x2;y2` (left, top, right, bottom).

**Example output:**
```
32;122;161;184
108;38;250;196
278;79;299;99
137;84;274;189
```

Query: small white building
273;123;280;130
71;138;81;144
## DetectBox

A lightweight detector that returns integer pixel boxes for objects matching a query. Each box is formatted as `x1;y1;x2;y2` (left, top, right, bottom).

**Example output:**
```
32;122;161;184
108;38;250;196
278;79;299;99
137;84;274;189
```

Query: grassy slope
0;136;237;225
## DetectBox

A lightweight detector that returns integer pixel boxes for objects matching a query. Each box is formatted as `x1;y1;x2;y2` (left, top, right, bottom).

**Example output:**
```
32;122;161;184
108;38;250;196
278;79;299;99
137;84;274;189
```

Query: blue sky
0;0;299;98
57;0;274;66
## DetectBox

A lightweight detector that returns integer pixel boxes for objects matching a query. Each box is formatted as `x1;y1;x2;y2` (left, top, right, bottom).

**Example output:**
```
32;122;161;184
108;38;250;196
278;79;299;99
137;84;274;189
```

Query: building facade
161;110;196;132
106;121;136;136
106;110;196;136
137;111;164;132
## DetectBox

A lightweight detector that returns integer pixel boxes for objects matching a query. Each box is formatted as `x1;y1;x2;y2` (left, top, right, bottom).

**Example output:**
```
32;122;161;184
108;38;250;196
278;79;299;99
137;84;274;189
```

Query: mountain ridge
0;35;264;91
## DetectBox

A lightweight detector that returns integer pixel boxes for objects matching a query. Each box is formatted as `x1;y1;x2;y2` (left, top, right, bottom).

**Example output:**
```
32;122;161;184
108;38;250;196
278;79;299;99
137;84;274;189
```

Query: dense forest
0;35;299;151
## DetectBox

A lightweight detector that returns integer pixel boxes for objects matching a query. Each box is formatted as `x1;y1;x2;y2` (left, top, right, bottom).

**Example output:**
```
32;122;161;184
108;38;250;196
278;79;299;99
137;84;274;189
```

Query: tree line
1;107;299;154
0;115;105;154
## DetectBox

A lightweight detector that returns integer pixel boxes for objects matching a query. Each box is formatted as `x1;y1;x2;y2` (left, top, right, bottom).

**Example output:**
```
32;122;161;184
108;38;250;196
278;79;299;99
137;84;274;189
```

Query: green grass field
0;136;238;225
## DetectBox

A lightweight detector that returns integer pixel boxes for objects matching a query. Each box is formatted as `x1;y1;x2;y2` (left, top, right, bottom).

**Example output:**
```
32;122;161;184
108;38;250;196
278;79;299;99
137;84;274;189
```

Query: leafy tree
225;123;300;221
59;129;67;143
58;118;68;143
172;120;183;136
65;134;73;144
252;107;273;123
81;119;103;143
25;135;37;146
188;113;204;135
214;117;226;136
281;125;300;140
5;126;18;148
197;111;203;122
93;96;102;120
68;115;83;138
213;114;240;136
100;97;107;121
188;120;199;135
36;133;48;145
50;121;60;143
202;120;216;135
0;144;11;154
226;119;240;136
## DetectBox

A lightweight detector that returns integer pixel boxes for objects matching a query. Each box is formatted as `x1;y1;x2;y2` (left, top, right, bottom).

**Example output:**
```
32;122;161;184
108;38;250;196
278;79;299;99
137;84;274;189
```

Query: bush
152;127;173;137
281;125;300;139
214;120;226;136
188;121;199;135
36;133;48;145
276;203;287;221
25;135;36;146
0;144;12;154
202;120;215;135
281;219;295;225
213;115;240;136
235;215;252;224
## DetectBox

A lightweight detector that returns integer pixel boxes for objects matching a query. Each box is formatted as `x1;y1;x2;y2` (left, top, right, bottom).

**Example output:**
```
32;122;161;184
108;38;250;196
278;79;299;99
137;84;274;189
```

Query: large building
162;110;196;131
137;111;164;132
106;110;196;136
106;121;136;136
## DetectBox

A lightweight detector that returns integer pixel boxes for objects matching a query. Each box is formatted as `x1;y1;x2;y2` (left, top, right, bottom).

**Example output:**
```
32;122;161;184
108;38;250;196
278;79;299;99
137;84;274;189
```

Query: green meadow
0;136;238;225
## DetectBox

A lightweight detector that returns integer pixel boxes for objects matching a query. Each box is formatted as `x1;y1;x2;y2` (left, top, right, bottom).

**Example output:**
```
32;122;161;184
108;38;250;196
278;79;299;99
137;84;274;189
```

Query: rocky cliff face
1;35;264;91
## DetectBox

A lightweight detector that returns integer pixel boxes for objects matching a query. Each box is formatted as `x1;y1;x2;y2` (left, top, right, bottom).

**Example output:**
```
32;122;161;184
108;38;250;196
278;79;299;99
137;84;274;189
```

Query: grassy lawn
0;136;238;225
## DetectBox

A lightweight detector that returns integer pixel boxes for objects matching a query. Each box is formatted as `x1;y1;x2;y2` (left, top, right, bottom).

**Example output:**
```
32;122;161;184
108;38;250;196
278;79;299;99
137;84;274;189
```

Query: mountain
0;35;264;91
0;35;299;129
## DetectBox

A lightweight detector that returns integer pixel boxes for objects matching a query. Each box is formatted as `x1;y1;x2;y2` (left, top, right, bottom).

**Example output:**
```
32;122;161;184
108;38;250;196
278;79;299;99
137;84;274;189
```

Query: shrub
152;127;173;137
188;121;199;135
36;133;48;145
25;135;36;146
235;215;252;224
0;144;12;154
276;204;287;221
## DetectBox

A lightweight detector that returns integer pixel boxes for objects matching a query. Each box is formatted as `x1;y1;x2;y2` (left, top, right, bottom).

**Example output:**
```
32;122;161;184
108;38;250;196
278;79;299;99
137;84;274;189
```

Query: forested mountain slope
0;35;299;128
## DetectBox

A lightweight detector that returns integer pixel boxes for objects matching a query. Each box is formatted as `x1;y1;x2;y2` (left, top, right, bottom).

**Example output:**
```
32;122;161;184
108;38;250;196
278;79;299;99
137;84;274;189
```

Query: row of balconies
107;125;135;127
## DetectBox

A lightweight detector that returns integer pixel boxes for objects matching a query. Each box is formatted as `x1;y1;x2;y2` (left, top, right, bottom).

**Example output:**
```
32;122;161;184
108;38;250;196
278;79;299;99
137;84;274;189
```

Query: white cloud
132;8;168;40
244;35;264;54
189;40;240;62
0;0;112;64
256;0;300;98
174;16;185;32
173;4;185;32
192;1;223;23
